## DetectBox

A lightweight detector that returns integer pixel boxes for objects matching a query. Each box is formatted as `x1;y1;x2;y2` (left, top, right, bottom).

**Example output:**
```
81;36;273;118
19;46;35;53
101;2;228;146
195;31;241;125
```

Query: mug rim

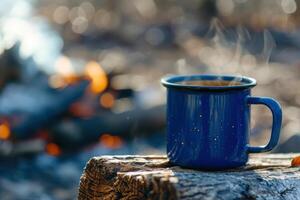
161;74;257;91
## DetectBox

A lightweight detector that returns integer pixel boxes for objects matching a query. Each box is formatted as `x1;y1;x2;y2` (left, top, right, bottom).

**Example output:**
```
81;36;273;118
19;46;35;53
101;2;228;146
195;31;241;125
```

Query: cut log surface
78;154;300;200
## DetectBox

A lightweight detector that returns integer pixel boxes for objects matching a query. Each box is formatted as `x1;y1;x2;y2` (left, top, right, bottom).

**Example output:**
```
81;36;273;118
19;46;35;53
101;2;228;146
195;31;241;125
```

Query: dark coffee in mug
178;80;242;86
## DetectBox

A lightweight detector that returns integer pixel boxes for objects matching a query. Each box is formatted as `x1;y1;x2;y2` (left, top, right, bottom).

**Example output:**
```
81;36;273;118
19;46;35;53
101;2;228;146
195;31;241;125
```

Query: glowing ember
46;143;61;156
0;123;10;140
84;61;108;94
69;102;95;117
100;134;123;149
36;130;50;141
100;92;115;108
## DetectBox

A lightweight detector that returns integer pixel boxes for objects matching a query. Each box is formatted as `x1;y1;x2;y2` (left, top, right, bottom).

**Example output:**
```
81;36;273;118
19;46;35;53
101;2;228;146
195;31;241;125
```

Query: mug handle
246;96;282;153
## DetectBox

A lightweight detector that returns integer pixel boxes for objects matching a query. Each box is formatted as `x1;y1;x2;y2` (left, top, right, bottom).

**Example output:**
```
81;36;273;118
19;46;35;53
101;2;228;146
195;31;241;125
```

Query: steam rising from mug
177;18;276;86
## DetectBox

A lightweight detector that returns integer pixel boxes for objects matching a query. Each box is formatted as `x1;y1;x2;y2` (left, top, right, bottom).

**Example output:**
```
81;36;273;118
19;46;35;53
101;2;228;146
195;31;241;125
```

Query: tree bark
78;154;300;200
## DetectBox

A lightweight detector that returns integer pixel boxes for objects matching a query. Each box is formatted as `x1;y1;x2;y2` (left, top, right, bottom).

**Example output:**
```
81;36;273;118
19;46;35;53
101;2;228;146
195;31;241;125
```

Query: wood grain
78;154;300;200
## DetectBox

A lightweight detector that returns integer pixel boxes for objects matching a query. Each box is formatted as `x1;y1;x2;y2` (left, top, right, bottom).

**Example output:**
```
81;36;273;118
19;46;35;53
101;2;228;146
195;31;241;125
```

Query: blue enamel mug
161;74;282;169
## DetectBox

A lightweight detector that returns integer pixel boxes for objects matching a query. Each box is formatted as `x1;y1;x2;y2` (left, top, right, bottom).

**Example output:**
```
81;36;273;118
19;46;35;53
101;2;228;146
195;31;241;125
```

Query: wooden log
78;154;300;200
51;105;165;150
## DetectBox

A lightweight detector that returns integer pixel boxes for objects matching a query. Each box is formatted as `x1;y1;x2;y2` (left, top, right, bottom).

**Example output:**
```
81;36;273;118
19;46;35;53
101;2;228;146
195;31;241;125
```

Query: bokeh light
0;123;10;140
53;6;69;24
84;61;108;94
100;92;115;108
99;134;123;149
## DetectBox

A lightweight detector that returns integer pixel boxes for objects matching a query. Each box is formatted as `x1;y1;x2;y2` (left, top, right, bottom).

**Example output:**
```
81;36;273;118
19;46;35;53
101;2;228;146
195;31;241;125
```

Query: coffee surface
178;80;242;86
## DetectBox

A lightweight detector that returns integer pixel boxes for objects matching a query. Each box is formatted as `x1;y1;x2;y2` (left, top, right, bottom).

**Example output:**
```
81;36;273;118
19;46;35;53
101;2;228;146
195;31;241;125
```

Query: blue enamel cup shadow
161;74;282;169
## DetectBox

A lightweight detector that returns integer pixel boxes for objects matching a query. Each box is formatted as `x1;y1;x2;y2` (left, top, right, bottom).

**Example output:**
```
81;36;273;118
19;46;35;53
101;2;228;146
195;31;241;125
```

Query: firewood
51;105;165;150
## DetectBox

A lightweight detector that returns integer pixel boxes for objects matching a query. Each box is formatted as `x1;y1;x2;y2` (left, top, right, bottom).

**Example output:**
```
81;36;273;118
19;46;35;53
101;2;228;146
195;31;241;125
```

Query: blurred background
1;0;300;199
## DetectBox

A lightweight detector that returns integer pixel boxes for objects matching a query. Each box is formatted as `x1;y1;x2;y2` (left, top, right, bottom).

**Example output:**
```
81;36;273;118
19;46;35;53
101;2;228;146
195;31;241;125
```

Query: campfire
1;0;300;199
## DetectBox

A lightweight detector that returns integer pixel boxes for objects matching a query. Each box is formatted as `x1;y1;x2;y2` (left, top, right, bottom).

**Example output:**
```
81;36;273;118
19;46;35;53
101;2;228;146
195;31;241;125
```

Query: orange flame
50;56;80;88
100;92;115;108
99;134;123;149
84;61;108;94
0;123;10;140
46;143;61;156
